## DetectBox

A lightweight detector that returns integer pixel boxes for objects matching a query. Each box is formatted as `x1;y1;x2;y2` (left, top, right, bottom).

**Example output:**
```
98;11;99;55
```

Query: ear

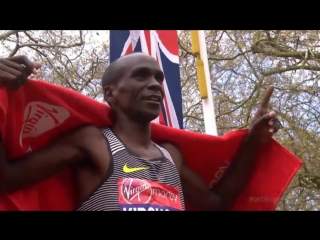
104;85;117;104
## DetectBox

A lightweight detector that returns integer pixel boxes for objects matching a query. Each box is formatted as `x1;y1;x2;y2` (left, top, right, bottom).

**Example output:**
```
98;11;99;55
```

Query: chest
77;150;185;211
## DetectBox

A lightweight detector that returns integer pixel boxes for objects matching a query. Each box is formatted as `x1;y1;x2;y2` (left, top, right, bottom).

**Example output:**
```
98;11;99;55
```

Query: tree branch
0;30;24;41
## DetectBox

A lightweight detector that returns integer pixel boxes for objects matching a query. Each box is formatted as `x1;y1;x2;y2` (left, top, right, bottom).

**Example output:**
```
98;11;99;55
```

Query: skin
0;54;280;210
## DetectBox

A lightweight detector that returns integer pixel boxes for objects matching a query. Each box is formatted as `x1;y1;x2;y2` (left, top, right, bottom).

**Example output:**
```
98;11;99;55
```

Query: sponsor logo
123;164;149;173
118;178;182;211
209;160;230;188
19;102;70;149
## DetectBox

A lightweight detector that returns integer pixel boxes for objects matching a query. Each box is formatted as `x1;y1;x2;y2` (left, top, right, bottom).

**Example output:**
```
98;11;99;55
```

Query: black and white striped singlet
77;128;185;211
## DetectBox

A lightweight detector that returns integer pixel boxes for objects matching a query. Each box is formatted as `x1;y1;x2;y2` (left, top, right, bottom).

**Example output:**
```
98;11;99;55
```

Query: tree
1;30;318;210
0;30;108;100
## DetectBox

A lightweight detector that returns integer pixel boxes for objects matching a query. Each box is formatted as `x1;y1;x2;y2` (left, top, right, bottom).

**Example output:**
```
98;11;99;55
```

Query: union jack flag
109;30;183;129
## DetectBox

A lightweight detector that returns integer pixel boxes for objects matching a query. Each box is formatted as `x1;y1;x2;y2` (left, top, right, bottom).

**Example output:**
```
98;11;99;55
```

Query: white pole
198;30;218;136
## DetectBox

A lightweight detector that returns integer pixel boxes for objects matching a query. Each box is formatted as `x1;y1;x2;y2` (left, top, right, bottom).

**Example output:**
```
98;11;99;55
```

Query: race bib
118;178;182;211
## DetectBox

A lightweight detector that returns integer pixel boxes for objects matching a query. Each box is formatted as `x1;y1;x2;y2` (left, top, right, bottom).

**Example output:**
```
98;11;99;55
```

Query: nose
147;76;164;95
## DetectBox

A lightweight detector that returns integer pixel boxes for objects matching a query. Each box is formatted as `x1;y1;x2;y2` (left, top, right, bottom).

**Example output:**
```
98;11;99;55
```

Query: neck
112;114;152;148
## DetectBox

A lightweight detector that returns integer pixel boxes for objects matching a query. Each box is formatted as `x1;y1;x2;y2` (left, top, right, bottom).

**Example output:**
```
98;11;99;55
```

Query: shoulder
57;124;106;147
159;142;184;168
68;124;104;138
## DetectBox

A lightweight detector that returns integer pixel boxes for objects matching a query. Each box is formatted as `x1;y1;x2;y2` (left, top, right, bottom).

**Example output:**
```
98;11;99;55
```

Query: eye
155;72;164;83
131;68;164;83
133;69;149;80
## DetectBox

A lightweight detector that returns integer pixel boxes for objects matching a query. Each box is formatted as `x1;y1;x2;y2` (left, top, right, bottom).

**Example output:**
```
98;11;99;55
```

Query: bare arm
161;139;262;211
0;125;106;195
161;86;280;211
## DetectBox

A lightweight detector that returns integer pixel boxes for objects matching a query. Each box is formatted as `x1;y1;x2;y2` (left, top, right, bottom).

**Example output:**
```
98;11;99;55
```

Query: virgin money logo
19;102;70;147
209;161;230;188
121;178;152;204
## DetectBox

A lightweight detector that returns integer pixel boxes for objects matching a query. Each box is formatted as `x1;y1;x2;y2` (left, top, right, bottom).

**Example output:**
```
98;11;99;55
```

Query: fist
0;55;41;90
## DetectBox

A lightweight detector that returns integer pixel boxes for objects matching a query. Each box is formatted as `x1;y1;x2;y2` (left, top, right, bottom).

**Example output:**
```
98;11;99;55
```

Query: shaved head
102;52;157;89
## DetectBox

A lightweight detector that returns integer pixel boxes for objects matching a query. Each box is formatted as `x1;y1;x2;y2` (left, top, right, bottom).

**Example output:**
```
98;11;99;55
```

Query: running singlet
77;128;185;211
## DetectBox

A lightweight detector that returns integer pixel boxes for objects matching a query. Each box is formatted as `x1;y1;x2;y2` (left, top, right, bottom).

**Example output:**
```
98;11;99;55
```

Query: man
0;54;280;211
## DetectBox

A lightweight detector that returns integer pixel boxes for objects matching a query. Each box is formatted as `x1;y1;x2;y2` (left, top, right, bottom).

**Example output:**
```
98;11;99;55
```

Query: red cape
0;79;302;210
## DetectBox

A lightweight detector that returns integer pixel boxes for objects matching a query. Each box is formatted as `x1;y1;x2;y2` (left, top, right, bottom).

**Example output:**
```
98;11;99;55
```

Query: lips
142;95;162;103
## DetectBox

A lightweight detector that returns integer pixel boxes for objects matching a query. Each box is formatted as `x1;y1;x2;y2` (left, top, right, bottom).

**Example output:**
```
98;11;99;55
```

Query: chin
138;110;160;123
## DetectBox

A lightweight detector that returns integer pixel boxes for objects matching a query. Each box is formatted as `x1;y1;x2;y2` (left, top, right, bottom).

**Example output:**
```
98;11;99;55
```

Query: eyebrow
130;66;163;76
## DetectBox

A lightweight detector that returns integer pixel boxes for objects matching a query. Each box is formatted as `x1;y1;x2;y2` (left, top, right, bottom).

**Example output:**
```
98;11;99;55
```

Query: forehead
118;54;161;73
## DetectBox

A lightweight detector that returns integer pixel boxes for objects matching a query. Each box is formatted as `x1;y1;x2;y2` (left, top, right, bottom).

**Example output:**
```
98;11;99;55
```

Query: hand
248;86;281;144
0;55;42;90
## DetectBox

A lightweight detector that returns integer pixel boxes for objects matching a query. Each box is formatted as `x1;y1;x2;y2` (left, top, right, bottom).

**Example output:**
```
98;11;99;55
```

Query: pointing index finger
260;85;274;109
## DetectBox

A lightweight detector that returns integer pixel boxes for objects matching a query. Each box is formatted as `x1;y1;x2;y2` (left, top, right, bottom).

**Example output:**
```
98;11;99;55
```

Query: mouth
142;95;162;104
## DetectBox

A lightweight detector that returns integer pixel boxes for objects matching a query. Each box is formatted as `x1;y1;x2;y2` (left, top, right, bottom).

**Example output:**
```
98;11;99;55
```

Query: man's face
105;54;165;123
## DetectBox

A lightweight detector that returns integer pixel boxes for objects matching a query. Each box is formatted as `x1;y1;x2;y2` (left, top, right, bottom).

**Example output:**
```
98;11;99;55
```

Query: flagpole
190;30;218;136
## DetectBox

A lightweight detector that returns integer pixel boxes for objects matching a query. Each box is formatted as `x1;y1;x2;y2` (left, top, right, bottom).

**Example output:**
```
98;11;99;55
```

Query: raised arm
0;125;106;195
162;137;264;211
161;86;281;211
0;56;109;197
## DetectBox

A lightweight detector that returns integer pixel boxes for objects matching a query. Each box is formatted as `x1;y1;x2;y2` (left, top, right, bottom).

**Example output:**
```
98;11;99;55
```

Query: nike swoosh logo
123;164;149;173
